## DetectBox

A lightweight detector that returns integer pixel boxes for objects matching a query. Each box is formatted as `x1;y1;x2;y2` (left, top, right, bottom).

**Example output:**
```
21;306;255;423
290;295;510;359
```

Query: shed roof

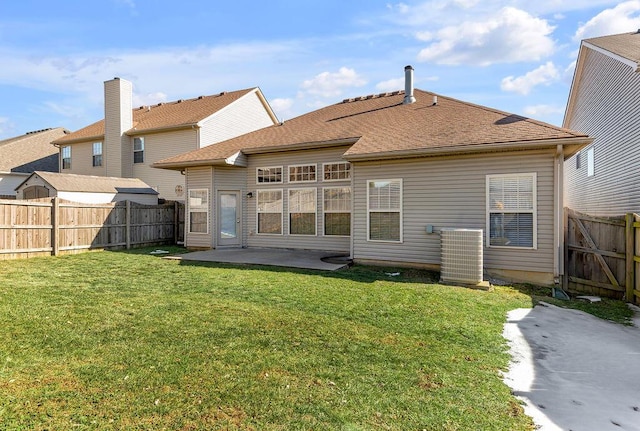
154;88;590;169
0;127;69;173
20;171;158;195
585;30;640;65
54;88;270;144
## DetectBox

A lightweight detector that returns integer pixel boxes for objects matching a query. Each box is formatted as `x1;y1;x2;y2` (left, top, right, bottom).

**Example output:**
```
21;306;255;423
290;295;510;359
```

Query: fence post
625;213;634;302
126;200;131;250
174;201;178;244
52;197;59;256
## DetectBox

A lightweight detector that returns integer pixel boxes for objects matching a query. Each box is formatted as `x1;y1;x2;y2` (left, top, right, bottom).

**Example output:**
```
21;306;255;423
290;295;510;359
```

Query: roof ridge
134;87;256;111
342;90;404;104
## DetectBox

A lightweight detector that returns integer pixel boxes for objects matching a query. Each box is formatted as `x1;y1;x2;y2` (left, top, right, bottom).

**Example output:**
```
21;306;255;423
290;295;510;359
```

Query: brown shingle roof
27;171;158;194
0;127;69;172
54;88;258;144
585;31;640;65
154;89;589;168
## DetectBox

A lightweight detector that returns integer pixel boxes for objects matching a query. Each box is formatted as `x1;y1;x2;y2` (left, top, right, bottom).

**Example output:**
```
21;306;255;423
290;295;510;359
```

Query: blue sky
1;0;639;139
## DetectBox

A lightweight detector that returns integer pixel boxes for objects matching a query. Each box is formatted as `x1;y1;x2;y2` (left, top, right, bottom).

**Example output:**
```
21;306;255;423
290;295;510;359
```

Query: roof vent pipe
403;65;416;105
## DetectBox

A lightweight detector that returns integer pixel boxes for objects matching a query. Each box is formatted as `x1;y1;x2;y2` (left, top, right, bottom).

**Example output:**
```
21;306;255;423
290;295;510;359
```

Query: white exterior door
218;191;241;247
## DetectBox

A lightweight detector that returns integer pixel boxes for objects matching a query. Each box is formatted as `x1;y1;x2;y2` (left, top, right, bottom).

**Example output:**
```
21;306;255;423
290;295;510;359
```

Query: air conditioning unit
440;228;483;285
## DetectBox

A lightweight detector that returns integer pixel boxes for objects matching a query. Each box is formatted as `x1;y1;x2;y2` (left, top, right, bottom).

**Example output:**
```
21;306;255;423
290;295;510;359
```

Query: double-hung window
188;189;209;234
367;179;402;242
486;173;536;248
92;142;103;167
288;188;316;235
61;146;71;170
257;189;283;234
134;137;144;164
323;187;351;236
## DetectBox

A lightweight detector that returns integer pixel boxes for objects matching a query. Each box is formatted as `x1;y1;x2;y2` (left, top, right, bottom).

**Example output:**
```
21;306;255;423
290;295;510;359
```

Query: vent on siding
440;228;483;285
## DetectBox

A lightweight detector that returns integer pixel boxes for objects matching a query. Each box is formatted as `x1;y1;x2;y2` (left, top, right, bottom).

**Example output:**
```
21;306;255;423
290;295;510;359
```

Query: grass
0;247;555;430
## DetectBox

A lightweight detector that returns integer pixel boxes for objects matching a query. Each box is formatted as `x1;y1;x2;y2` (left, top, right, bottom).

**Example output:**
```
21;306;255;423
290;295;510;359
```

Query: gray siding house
564;30;640;216
155;67;592;286
53;79;279;201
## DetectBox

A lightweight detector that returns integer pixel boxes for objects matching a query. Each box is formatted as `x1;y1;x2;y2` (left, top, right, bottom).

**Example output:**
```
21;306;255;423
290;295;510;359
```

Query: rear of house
564;31;640;216
155;67;591;285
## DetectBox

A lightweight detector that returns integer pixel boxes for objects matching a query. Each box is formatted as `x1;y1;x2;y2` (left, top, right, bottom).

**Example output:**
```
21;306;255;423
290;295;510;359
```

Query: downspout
554;144;564;284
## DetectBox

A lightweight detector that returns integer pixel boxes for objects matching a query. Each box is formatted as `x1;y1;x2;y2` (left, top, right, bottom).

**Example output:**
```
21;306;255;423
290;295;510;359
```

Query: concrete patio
166;248;351;271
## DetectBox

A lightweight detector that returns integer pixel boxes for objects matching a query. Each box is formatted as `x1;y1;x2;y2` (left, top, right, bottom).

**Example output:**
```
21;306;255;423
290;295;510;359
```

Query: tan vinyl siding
63;141;107;176
104;79;133;178
199;91;276;148
212;167;247;247
352;151;556;274
185;167;213;248
564;47;640;216
246;146;351;252
131;129;198;200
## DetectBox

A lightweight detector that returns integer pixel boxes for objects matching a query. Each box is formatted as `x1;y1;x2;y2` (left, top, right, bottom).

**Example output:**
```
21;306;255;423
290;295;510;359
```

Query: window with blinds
323;187;351;236
257;189;283;234
288;188;316;235
367;179;402;242
486;173;536;248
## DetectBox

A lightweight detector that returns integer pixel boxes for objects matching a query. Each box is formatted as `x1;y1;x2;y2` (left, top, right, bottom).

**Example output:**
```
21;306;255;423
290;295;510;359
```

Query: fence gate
564;208;639;304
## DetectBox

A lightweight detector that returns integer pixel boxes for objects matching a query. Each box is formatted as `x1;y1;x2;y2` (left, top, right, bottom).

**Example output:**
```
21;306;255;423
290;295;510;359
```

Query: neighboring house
16;171;158;204
154;66;591;286
52;78;279;201
564;30;640;216
0;127;69;198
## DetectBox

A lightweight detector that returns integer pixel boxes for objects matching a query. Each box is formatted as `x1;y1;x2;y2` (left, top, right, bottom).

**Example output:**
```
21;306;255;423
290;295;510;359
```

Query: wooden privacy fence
0;198;185;260
565;208;640;304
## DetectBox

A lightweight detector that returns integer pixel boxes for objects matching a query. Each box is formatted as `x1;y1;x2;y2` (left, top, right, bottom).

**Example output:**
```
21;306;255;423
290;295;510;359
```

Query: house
52;78;279;201
15;171;158;204
0;127;69;198
563;30;640;216
153;66;592;285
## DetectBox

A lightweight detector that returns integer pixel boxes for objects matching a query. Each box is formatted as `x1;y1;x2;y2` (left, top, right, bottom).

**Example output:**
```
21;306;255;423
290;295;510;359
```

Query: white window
289;188;316;235
188;189;209;234
486;173;536;248
289;164;316;183
92;142;102;167
256;166;282;184
257;189;283;234
61;146;71;170
134;137;144;164
323;187;351;236
367;179;402;242
575;151;581;170
587;147;594;177
323;162;351;181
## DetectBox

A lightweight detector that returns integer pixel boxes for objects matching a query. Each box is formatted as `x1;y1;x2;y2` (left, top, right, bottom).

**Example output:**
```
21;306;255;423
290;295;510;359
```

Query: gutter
343;137;593;162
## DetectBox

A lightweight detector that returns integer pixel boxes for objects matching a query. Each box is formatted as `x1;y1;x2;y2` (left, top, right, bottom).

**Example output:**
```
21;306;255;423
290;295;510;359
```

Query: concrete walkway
166;248;350;271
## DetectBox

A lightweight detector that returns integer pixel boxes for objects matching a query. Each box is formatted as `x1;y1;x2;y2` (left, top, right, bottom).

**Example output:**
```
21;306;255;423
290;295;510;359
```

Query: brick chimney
104;77;133;177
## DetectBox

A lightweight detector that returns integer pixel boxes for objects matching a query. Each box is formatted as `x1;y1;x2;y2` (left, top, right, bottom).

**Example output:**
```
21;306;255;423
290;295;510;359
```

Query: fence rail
0;198;184;260
564;208;639;304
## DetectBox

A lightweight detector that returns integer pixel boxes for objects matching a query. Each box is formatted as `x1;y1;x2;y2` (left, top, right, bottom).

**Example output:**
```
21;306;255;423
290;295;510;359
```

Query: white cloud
269;98;294;121
574;1;640;41
523;104;565;118
501;62;560;95
299;67;367;98
133;92;168;108
417;7;556;66
375;77;405;92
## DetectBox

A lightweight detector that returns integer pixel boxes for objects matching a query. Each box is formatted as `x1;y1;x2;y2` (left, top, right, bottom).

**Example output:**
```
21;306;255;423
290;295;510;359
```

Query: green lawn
0;248;537;430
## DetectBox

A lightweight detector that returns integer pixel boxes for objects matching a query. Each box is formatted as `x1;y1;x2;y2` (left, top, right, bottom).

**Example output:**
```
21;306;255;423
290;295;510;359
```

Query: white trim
485;173;537;250
288;164;317;183
322;186;351;237
187;188;209;235
256;188;283;235
366;178;403;243
583;41;639;71
322;162;351;182
288;187;317;236
256;166;283;184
